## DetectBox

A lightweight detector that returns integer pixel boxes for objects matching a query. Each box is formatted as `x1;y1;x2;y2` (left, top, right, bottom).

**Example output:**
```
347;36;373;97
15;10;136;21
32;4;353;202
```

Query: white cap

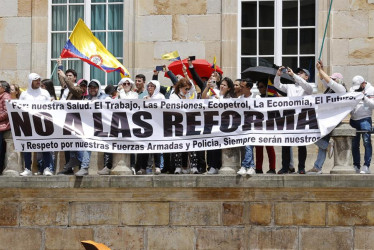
118;78;134;85
352;75;365;87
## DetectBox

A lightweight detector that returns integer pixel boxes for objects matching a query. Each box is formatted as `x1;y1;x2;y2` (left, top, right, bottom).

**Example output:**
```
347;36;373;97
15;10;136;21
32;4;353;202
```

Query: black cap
88;79;100;88
296;68;310;78
105;85;117;95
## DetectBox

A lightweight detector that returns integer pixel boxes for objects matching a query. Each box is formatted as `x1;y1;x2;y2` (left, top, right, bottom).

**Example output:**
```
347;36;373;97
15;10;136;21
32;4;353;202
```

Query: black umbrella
241;66;295;83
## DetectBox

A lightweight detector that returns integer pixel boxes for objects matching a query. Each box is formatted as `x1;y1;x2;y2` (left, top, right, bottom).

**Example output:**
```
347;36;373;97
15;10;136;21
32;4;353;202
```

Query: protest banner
6;92;362;153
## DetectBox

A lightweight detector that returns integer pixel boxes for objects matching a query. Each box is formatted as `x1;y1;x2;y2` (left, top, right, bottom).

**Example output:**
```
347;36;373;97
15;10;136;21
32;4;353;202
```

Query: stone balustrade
0;123;361;176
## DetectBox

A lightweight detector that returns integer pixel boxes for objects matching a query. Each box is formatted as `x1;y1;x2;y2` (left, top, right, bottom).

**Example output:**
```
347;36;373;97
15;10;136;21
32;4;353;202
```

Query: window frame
47;0;125;89
237;0;319;81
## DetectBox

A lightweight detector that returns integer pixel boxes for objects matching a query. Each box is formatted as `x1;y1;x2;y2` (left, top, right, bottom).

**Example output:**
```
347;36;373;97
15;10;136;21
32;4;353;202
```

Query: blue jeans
24;152;52;171
70;151;91;169
350;117;372;167
242;145;255;168
37;152;56;172
314;134;331;170
79;151;91;169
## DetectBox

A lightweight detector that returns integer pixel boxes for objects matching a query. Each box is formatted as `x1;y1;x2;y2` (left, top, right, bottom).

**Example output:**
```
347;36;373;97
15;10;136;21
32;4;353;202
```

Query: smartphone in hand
155;66;164;71
189;56;196;61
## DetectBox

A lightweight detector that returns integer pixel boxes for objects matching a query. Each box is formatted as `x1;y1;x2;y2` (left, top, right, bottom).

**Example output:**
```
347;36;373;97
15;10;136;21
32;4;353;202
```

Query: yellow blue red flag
60;19;130;77
211;56;216;70
161;51;181;61
266;77;278;97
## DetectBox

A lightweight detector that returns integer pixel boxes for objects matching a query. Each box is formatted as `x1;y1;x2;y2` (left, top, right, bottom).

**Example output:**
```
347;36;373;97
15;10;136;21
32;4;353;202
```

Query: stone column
330;123;356;174
110;153;132;175
219;148;240;175
2;131;23;176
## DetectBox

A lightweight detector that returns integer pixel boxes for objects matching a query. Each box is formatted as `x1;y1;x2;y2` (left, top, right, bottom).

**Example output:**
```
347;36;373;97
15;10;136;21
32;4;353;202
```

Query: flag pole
50;62;58;79
319;0;334;61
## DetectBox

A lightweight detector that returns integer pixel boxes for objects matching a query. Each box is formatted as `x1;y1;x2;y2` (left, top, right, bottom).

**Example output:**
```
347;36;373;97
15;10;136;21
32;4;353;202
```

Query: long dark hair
221;77;235;98
41;79;57;100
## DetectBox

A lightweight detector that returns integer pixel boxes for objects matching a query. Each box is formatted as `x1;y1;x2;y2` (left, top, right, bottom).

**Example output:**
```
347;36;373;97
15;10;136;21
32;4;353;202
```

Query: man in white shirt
274;67;314;174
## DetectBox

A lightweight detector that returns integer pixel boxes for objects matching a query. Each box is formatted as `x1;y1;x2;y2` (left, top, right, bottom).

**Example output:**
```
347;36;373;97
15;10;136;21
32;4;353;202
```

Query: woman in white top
144;80;165;100
201;75;234;174
118;78;138;99
169;78;199;174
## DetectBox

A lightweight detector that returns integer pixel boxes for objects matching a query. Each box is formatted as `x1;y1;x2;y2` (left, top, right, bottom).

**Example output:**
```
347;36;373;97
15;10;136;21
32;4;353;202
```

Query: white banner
7;92;362;153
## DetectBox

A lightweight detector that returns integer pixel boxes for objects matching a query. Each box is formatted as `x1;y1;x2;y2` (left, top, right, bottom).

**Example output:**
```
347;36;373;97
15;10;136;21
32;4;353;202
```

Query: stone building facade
0;0;373;89
1;1;374;249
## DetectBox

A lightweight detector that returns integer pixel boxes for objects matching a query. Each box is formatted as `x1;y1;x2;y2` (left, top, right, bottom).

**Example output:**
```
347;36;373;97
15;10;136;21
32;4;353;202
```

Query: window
49;0;124;86
238;0;316;82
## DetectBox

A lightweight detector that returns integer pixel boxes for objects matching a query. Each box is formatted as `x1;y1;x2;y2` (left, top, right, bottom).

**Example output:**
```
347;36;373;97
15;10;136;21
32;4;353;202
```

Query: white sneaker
174;167;182;174
155;167;161;175
360;165;370;174
354;166;361;174
191;167;199;174
43;168;53;176
237;167;247;176
207;167;218;174
20;169;32;176
181;168;190;174
247;167;256;175
306;167;322;175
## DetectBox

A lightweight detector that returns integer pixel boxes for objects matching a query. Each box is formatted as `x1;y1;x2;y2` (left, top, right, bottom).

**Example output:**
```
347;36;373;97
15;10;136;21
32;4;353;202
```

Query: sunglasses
124;82;131;86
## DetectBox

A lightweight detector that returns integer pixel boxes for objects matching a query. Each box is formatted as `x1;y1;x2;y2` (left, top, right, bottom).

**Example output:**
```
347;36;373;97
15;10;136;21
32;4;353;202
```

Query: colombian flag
161;51;181;61
266;77;278;97
211;56;216;70
60;19;130;77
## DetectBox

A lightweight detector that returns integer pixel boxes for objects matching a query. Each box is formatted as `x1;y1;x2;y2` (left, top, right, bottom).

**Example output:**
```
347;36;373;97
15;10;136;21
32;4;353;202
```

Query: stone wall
328;0;374;89
1;176;374;249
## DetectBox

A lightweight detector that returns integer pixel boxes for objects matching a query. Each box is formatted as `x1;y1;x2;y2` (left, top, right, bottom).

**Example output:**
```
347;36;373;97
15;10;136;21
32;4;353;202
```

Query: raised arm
57;58;66;89
317;61;346;94
188;59;205;90
288;67;313;95
273;67;289;93
57;69;83;98
165;65;178;85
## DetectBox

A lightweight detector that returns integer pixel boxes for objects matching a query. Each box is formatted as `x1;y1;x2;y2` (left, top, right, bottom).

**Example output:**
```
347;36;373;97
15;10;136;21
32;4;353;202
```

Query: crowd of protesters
0;58;373;177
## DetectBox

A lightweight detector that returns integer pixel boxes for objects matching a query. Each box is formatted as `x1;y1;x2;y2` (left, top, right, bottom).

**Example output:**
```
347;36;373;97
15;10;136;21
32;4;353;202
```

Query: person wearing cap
73;79;108;177
349;75;374;174
307;61;347;174
19;73;53;177
117;78;138;99
274;66;314;174
104;84;118;99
